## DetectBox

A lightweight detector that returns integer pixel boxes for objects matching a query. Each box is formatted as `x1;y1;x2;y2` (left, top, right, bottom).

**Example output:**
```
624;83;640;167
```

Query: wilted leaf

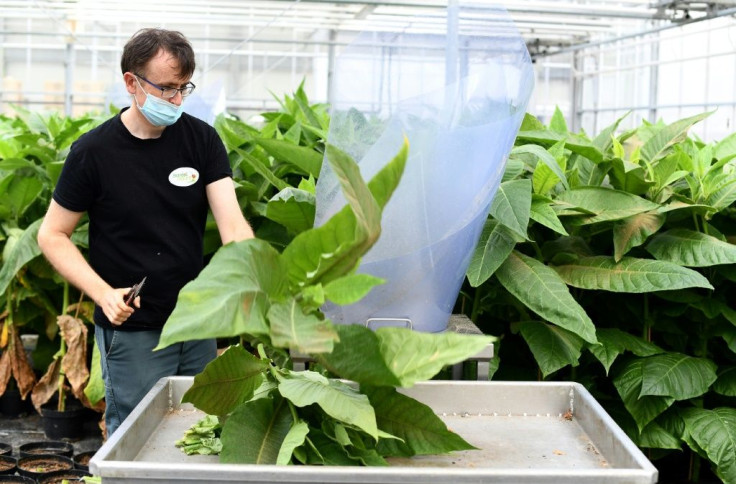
366;386;475;457
268;299;339;354
279;370;378;439
182;345;268;416
375;327;494;387
220;396;293;464
58;315;88;403
158;239;288;349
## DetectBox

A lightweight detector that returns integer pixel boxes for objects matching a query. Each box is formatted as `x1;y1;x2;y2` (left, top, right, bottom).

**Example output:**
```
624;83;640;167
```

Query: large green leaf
315;324;402;387
609;158;654;195
613;358;675;432
640;111;713;163
592;112;630;153
647;228;736;267
277;420;310;465
374;327;494;387
268;299;339;354
0;218;42;296
220;396;293;464
466;219;517;287
639;353;717;400
613;212;665;261
517;321;584;377
365;386;475;457
489;179;532;238
323;274;384;306
157;239;288;349
256;138;323;177
530;195;568;236
555;187;660;225
83;343;105;405
234;147;289;191
589;328;663;374
637;421;682;450
265;187;315;234
511;144;569;190
516;130;604;163
278;370;378;439
681;407;736;484
181;345;268;416
496;251;597;344
282;140;407;288
554;256;713;293
713;367;736;397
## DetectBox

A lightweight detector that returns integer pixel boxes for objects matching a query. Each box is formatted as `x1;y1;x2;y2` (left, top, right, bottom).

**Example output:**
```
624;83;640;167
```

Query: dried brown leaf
0;349;12;395
8;327;36;399
31;357;61;412
58;315;89;400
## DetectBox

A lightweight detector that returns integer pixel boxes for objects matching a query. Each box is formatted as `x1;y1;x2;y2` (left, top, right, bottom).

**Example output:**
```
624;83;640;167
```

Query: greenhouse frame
2;0;736;140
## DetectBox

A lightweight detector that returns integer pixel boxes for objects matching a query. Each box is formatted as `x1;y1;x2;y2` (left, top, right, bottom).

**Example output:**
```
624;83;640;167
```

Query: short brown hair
120;28;195;79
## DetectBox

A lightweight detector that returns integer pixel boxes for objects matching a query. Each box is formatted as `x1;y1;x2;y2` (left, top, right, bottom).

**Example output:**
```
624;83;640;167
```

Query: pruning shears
124;276;147;307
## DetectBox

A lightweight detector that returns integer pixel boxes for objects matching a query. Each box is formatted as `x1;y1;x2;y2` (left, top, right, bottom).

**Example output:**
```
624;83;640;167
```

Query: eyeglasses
135;73;196;98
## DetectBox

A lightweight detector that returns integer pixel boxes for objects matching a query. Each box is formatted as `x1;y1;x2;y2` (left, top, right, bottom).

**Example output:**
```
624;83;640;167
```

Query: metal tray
90;377;658;483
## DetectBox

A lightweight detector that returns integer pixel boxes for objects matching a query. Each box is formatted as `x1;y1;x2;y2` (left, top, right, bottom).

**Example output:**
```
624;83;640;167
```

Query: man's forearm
38;233;111;306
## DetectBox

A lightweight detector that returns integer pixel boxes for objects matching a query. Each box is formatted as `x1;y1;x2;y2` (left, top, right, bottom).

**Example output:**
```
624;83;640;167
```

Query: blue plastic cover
315;4;534;332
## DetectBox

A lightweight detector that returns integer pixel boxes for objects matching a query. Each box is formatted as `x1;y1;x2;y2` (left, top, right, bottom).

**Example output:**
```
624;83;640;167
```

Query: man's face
132;49;192;107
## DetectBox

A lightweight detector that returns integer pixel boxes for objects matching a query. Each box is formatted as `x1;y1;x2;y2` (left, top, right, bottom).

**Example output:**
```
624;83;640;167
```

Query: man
37;28;254;436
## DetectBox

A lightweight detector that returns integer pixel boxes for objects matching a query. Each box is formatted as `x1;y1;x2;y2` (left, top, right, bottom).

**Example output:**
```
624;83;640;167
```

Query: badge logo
168;167;199;187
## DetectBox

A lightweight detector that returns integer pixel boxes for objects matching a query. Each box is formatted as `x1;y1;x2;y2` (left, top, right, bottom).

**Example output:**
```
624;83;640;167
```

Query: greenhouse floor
0;403;104;458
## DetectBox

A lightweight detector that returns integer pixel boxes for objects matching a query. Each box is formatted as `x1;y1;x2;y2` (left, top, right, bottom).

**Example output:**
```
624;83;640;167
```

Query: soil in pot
0;455;16;475
36;468;91;484
0;476;36;483
18;440;74;458
73;450;96;471
17;454;74;480
0;443;11;456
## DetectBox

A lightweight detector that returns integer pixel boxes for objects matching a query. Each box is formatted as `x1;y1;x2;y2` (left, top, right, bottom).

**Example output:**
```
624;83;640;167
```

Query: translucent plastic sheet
315;4;534;332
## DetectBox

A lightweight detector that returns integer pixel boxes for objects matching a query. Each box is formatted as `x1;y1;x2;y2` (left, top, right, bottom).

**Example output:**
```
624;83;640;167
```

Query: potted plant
0;281;37;417
30;282;104;440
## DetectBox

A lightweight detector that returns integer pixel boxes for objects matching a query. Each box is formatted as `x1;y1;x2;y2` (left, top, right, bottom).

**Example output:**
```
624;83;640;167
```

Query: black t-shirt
53;108;232;330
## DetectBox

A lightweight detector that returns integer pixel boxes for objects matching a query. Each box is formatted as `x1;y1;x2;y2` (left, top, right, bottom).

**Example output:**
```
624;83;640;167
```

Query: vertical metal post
64;40;75;116
327;29;336;106
570;51;583;133
648;29;660;123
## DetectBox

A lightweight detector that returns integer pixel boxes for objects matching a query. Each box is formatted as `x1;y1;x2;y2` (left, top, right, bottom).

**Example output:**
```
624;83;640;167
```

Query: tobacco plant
157;140;493;465
461;108;736;483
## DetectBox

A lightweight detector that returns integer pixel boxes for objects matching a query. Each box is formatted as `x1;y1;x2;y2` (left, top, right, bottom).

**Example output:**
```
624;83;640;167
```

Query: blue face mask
134;77;184;127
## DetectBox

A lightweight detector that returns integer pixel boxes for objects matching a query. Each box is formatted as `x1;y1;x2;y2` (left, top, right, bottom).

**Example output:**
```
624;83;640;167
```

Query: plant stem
58;282;69;412
470;288;481;323
642;294;651;342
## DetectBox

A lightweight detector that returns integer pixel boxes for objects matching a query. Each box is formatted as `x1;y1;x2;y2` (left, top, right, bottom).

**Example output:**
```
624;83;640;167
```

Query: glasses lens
161;88;178;99
181;84;195;97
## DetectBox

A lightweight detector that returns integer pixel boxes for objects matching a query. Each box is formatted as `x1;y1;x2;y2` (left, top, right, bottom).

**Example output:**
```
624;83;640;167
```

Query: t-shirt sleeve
52;139;97;212
203;127;233;185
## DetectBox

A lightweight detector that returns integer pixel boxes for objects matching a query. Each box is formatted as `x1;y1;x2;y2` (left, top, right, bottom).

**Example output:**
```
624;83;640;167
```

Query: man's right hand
100;287;139;326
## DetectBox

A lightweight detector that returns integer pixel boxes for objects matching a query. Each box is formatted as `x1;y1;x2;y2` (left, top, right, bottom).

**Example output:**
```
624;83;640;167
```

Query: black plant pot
36;468;91;484
16;454;74;481
0;476;35;483
18;441;74;458
0;443;11;456
40;401;86;441
0;388;28;418
72;450;97;472
0;455;17;475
